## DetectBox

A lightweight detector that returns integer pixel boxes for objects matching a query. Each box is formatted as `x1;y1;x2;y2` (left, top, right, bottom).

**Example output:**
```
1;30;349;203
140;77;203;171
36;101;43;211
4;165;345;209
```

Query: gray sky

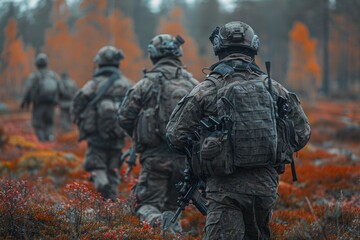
2;0;237;12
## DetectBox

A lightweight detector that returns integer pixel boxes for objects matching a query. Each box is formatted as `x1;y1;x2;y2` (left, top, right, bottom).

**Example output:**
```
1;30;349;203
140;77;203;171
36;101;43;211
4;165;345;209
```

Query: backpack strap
89;67;120;106
211;63;234;78
205;63;233;89
143;71;164;135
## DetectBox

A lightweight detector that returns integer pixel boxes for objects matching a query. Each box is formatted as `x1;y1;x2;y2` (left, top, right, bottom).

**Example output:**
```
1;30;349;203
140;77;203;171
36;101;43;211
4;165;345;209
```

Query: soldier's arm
166;80;217;152
287;92;311;150
71;81;95;123
270;79;311;150
117;79;148;137
21;74;36;109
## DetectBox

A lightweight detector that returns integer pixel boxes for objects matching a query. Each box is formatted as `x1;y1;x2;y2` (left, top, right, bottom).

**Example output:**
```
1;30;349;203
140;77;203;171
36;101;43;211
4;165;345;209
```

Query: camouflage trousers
84;144;122;201
60;107;72;132
31;103;55;142
203;192;277;240
133;155;185;232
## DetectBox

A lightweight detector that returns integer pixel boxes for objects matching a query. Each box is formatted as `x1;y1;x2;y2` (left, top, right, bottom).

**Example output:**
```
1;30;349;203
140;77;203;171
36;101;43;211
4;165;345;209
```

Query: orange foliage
0;18;35;99
44;0;75;79
108;10;145;81
0;91;360;240
158;7;203;80
45;0;144;86
286;22;321;96
8;135;37;149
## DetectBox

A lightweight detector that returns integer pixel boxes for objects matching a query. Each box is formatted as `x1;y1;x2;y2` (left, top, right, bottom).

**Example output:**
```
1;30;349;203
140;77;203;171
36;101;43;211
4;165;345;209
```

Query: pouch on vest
59;80;77;101
78;106;97;141
135;107;162;149
97;99;124;140
192;73;278;177
190;116;235;178
134;69;196;151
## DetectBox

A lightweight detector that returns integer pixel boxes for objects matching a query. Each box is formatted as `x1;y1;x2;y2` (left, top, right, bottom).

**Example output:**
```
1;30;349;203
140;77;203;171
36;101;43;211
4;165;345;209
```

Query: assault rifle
266;61;297;182
120;146;137;178
200;114;233;133
171;167;207;223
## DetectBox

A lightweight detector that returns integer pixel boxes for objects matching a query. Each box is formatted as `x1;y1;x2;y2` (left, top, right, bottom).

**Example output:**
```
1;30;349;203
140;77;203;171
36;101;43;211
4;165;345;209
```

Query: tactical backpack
78;67;127;142
134;68;197;151
59;79;77;101
190;63;309;178
33;70;59;103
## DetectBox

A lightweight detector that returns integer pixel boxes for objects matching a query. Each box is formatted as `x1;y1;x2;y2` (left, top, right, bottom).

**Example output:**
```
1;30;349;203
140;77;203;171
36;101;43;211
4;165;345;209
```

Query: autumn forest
0;0;359;239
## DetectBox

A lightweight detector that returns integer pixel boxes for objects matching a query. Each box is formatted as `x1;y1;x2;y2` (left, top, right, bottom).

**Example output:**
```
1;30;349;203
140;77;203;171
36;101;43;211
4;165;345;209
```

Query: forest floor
0;99;359;239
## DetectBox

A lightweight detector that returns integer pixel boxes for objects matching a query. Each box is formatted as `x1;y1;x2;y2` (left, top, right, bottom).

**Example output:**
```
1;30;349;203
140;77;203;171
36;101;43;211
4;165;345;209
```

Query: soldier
59;72;77;132
166;21;311;239
71;46;131;201
117;34;199;233
21;53;60;142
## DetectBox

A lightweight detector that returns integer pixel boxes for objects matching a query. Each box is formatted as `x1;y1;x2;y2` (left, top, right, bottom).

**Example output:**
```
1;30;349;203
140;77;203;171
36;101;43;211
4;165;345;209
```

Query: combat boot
161;211;182;236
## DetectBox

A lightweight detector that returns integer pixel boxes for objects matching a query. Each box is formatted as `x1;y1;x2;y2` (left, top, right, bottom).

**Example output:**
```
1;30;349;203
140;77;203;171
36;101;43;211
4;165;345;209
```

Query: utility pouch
191;129;235;178
135;107;162;150
276;117;295;167
200;131;235;176
78;106;97;141
97;99;124;140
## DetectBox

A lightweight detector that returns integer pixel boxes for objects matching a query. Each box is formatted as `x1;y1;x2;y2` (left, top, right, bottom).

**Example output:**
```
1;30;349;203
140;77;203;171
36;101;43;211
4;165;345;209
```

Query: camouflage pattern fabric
22;69;60;142
31;103;56;142
84;144;121;201
71;68;131;149
166;53;311;239
60;107;72;132
118;57;199;158
133;155;186;213
59;76;77;132
59;76;77;107
118;57;199;230
72;67;131;200
134;155;185;233
204;191;277;240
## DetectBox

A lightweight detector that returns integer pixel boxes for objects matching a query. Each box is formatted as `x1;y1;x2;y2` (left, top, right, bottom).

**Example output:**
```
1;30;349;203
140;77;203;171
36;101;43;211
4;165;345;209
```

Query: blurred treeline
0;0;359;101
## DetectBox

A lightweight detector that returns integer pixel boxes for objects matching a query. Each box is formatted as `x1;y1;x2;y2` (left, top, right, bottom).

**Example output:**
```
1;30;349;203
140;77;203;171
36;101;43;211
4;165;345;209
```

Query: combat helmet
209;21;260;56
147;34;185;59
35;53;48;68
94;46;124;67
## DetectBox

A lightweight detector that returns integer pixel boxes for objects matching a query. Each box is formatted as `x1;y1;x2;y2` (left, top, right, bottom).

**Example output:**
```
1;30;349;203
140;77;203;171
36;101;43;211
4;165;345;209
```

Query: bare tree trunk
322;0;330;95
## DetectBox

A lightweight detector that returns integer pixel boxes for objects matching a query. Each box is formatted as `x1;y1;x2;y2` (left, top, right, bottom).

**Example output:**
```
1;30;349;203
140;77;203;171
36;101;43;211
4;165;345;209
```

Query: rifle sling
89;67;120;107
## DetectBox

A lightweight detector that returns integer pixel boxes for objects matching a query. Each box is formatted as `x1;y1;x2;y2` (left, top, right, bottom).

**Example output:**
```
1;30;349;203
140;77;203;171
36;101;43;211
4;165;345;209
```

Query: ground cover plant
0;99;359;239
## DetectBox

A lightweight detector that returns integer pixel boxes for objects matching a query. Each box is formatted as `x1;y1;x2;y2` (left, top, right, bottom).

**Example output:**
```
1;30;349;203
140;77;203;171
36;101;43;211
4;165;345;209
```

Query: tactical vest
59;78;77;101
78;69;128;143
32;70;59;104
135;68;197;152
191;62;307;177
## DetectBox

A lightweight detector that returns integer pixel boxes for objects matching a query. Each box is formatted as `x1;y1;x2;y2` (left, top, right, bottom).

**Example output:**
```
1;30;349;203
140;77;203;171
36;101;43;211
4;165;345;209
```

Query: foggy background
0;0;359;102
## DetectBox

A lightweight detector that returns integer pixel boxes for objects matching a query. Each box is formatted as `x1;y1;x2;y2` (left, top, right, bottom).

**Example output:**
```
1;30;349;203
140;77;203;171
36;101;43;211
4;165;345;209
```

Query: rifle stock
125;147;137;177
120;146;137;178
171;168;207;223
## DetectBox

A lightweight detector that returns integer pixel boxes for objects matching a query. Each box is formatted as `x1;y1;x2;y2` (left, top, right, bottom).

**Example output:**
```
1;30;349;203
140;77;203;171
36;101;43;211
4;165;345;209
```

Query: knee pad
91;170;109;191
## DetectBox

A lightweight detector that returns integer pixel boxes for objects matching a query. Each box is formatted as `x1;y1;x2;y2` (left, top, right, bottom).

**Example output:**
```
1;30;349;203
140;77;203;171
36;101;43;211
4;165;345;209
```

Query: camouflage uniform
167;21;311;240
72;46;131;201
59;73;77;132
22;67;60;142
167;53;311;239
118;56;199;229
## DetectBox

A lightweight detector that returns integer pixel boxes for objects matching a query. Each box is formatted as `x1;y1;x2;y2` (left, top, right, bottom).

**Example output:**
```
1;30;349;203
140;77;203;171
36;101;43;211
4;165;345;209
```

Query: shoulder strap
89;67;120;106
205;74;222;89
